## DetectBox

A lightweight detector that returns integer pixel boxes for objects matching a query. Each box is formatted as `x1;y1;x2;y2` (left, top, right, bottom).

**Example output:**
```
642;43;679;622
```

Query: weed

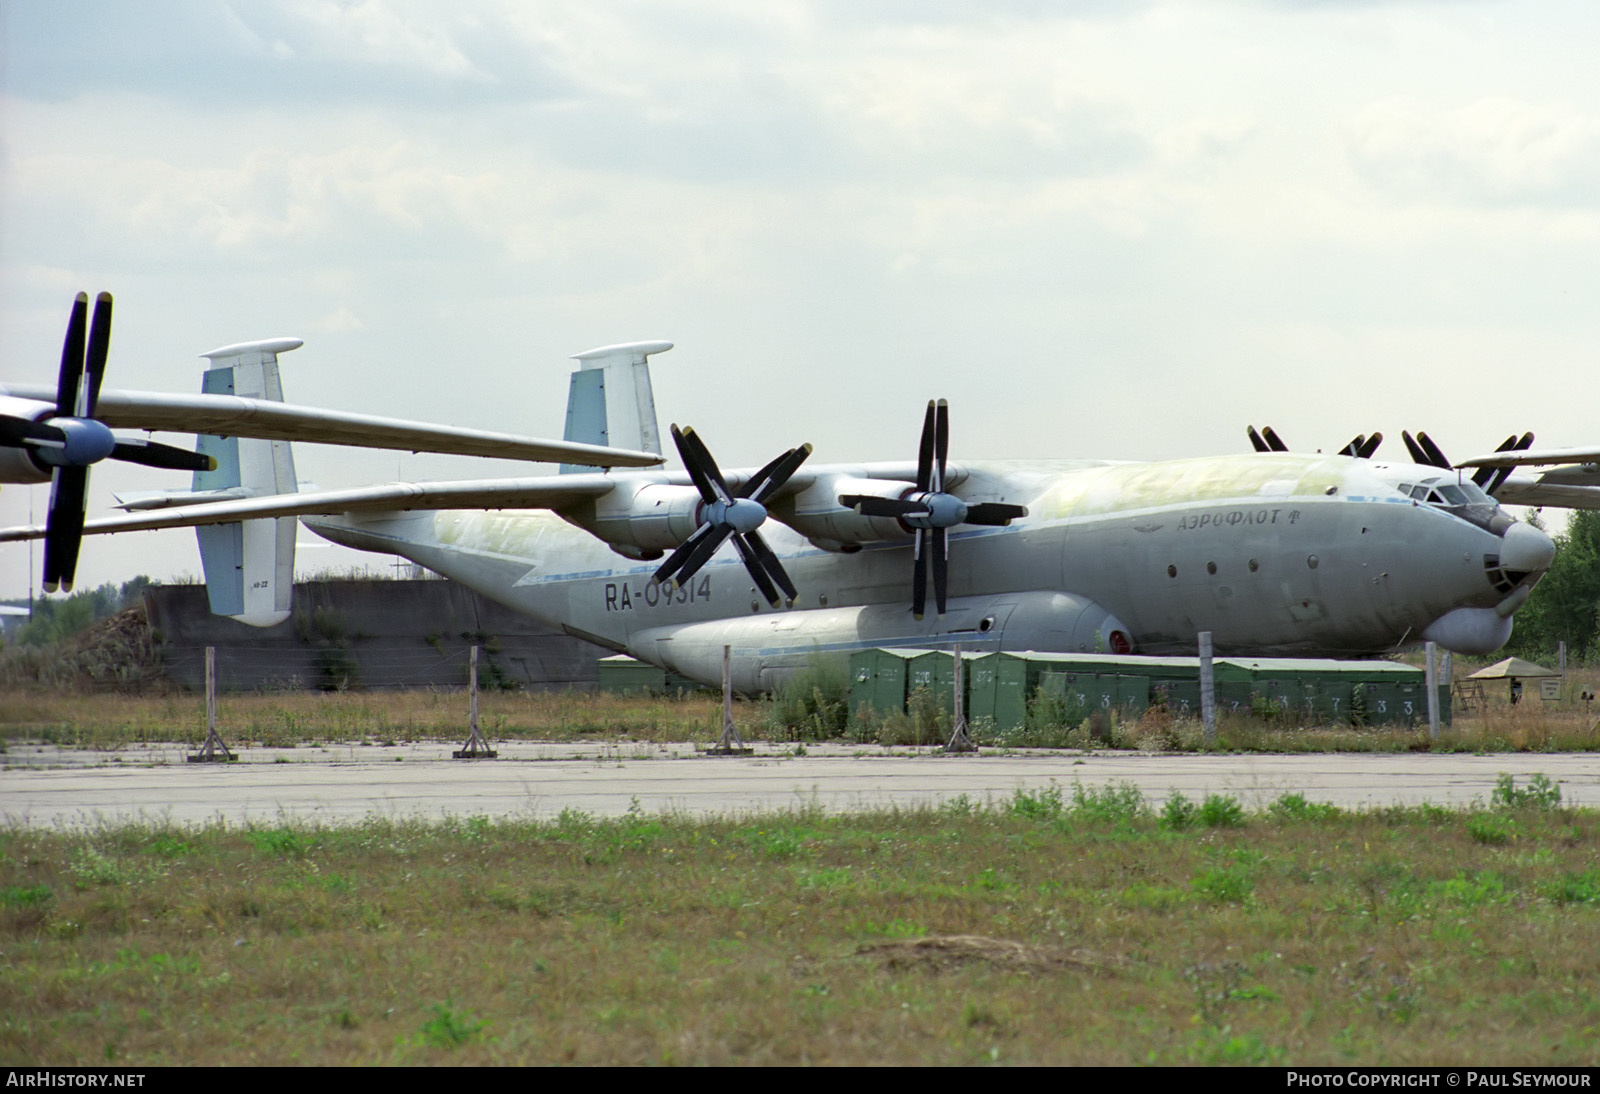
1491;773;1562;811
1068;780;1147;825
1197;793;1246;828
1545;869;1600;905
1192;862;1255;904
1009;783;1065;821
244;827;317;858
412;1000;487;1050
0;884;53;908
1466;813;1516;845
1160;790;1199;831
1268;793;1342;824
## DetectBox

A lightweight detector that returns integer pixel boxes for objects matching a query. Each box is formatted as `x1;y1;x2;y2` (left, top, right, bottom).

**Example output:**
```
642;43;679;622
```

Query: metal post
189;645;235;762
1198;631;1216;747
944;643;976;753
453;644;496;758
206;645;215;740
710;644;750;755
1559;641;1567;679
1424;640;1440;741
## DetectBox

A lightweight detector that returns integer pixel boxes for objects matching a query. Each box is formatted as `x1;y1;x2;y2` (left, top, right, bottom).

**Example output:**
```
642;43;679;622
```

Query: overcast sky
4;0;1598;600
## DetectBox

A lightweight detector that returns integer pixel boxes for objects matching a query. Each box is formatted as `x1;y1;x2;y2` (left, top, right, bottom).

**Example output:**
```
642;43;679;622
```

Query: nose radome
1501;521;1556;575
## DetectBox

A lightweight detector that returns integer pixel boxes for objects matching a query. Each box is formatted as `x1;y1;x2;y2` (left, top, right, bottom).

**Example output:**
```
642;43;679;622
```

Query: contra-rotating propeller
840;399;1028;620
1402;430;1533;496
0;292;217;592
1248;425;1383;459
651;425;812;608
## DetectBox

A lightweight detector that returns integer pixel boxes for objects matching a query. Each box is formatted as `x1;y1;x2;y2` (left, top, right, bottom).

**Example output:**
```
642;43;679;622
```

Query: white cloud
1349;96;1600;208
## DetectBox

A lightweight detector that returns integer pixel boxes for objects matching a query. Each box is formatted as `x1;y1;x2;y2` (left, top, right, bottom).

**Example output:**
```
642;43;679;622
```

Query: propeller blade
743;443;811;505
1416;431;1451;470
931;525;948;617
83;292;112;419
42;466;90;593
1485;433;1535;496
963;502;1028;526
933;398;949;493
1357;432;1383;459
912;528;928;621
110;438;218;472
742;529;797;606
1248;426;1270;453
56;293;88;419
731;532;781;608
1337;435;1363;458
671;425;731;505
661;525;731;592
840;495;930;520
0;416;67;449
739;448;794;500
1401;431;1427;465
653;521;716;588
1473;435;1520;488
915;400;936;492
1261;426;1288;453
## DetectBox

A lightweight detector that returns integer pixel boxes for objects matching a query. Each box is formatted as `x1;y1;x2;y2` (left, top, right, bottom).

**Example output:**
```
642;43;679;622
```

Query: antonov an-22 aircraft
5;293;1600;693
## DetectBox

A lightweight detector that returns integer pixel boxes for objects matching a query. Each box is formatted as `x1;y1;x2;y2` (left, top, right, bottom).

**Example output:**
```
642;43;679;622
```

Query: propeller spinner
840;400;1028;620
651;425;811;608
0;293;217;592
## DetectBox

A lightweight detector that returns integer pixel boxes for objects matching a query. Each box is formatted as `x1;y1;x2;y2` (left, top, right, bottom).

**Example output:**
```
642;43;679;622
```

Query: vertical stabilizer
560;340;671;474
194;338;302;627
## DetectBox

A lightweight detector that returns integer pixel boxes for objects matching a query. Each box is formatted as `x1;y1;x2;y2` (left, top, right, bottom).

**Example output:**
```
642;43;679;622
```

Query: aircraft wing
0;475;625;542
1457;445;1600;470
1491;472;1600;510
0;384;664;468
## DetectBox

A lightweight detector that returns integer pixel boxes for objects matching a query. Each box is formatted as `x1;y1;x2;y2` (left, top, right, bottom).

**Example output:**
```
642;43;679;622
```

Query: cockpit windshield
1398;478;1493;508
1392;475;1509;534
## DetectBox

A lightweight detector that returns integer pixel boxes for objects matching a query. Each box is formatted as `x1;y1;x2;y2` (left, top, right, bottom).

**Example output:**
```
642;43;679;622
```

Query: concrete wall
145;579;608;692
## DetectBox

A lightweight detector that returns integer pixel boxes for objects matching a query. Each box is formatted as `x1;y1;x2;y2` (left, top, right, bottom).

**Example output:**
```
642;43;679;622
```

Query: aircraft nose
1500;520;1556;577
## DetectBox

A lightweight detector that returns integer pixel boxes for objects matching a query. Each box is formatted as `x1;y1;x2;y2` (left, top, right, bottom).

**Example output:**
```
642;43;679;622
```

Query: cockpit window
1437;484;1469;506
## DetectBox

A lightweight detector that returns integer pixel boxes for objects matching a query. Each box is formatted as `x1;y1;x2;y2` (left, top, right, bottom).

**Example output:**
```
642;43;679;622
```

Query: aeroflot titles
1176;508;1302;531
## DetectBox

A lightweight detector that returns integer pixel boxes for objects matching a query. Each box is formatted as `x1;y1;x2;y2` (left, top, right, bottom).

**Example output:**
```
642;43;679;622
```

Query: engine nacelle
0;396;50;483
583;483;706;553
0;446;49;485
770;476;916;549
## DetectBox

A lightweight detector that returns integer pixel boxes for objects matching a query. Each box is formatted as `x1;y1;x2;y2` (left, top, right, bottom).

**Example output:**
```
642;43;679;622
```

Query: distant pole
453;644;496;758
1199;631;1216;747
711;644;749;754
1559;641;1568;679
206;646;216;741
1441;651;1453;687
1424;640;1440;740
470;645;480;736
188;645;235;762
945;643;975;752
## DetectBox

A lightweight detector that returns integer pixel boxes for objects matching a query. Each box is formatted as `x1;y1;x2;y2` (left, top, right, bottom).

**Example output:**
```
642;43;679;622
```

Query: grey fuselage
304;452;1549;693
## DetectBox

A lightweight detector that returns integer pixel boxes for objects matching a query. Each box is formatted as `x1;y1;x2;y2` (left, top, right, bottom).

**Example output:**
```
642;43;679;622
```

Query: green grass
3;790;1600;1065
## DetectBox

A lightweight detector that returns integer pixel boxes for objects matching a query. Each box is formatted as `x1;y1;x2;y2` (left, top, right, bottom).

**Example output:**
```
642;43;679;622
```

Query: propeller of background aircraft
1402;430;1534;496
651;425;811;608
1247;425;1535;497
0;292;216;592
1248;425;1383;459
839;399;1028;620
